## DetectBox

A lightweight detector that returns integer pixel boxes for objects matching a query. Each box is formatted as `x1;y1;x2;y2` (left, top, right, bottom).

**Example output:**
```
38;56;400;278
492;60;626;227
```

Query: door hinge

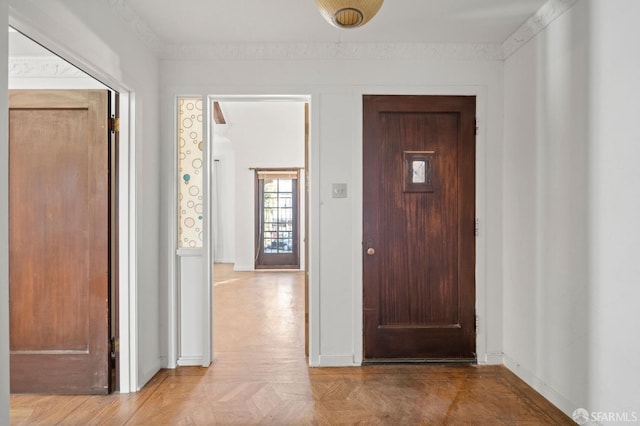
475;314;479;335
108;117;120;133
475;119;478;136
475;218;479;237
110;337;119;359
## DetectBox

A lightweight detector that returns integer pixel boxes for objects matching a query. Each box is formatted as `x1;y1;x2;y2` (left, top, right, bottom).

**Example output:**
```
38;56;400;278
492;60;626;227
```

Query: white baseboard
177;356;204;367
138;359;162;391
159;355;176;369
232;264;254;271
317;355;359;367
479;352;503;365
503;353;579;419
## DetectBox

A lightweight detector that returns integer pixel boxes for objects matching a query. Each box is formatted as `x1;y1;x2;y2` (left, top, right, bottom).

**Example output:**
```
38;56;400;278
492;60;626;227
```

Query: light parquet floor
10;264;572;425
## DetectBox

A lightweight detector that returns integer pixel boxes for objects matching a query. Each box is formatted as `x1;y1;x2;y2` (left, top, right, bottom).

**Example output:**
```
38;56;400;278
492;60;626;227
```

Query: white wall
6;0;162;390
503;0;590;411
217;101;306;271
503;0;640;420
588;0;640;419
1;0;11;421
212;129;236;263
161;56;505;366
503;0;591;411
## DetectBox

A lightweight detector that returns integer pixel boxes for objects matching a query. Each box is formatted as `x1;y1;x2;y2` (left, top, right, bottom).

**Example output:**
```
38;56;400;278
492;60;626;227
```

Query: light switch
332;183;347;198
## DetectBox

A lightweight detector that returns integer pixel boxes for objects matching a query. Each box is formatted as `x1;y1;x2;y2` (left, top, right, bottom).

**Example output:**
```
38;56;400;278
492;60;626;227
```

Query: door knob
366;248;376;256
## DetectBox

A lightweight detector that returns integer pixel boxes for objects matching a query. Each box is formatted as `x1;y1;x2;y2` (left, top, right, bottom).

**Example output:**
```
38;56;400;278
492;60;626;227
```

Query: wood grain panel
9;90;110;394
363;95;476;361
377;111;459;326
10;109;90;352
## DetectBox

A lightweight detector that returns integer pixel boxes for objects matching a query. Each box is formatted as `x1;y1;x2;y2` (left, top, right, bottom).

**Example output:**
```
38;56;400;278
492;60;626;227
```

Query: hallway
10;265;571;424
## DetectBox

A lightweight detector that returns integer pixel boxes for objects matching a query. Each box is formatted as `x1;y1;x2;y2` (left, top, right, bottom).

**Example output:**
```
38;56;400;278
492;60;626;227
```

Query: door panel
9;90;111;394
363;95;476;361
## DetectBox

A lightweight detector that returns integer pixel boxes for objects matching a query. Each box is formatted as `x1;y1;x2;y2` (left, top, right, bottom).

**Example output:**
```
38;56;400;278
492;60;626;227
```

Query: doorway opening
209;96;310;359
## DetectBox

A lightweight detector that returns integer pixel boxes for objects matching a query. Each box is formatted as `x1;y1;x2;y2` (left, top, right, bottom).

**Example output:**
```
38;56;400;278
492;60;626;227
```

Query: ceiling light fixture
315;0;384;29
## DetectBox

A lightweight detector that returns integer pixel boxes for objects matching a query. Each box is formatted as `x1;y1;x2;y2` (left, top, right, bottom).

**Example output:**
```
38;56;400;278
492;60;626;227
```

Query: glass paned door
255;170;299;269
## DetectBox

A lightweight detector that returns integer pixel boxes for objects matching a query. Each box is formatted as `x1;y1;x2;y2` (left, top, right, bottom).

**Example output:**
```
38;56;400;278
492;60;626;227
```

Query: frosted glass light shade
315;0;384;28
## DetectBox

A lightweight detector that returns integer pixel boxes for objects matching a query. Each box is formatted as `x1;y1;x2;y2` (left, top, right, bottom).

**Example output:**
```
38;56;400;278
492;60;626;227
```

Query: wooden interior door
363;95;476;361
9;90;112;394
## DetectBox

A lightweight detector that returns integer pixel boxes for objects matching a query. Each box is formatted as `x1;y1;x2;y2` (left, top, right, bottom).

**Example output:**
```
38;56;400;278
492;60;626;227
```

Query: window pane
264;194;277;208
264;179;277;192
280;208;293;222
279;179;293;192
279;223;293;232
279;194;292;208
412;160;426;183
281;239;293;253
264;208;276;222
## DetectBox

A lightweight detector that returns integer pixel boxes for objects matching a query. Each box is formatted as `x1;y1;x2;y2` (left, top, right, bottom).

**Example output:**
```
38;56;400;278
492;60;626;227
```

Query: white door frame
204;94;312;364
8;14;138;392
168;94;315;368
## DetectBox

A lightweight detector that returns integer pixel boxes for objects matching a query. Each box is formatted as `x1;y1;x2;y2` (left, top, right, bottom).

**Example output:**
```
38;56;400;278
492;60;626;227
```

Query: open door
9;89;114;394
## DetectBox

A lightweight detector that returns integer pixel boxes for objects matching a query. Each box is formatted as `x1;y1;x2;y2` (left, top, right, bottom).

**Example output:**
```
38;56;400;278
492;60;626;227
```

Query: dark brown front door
9;90;112;394
363;95;476;361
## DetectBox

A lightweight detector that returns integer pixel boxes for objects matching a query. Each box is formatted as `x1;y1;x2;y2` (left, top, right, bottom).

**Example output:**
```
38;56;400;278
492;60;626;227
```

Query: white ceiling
125;0;547;45
8;0;555;60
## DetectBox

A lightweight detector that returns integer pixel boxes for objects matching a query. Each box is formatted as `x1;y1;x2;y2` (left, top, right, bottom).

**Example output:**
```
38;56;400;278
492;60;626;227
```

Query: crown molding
9;56;88;78
161;42;504;61
503;0;578;59
104;0;164;55
100;0;502;61
103;0;578;62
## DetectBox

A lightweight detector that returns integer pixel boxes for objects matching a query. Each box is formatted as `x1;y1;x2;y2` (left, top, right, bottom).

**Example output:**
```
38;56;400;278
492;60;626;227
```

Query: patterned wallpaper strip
177;97;204;248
